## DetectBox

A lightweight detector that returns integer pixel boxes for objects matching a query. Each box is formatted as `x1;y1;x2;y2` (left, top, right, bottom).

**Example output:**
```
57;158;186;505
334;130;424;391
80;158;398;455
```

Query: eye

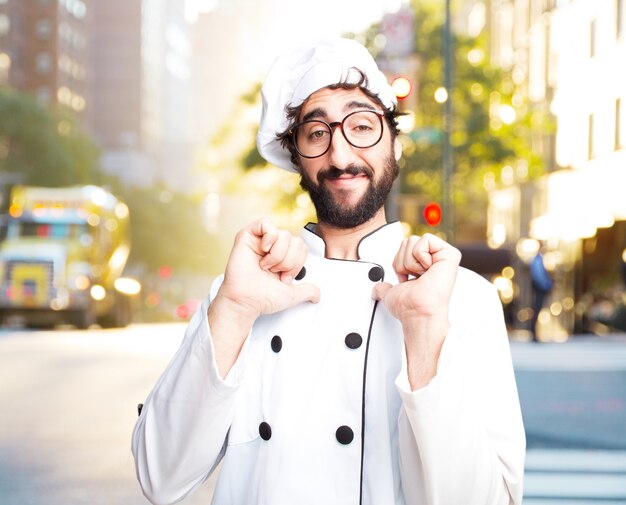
347;120;375;136
310;129;328;139
354;123;373;132
300;122;330;143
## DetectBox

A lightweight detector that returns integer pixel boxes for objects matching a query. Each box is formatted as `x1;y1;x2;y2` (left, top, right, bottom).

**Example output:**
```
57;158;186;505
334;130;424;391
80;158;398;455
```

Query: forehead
299;87;380;120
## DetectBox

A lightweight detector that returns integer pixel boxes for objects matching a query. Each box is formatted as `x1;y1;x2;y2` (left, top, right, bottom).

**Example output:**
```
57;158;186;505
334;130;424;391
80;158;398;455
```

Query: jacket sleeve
395;269;525;505
131;276;249;505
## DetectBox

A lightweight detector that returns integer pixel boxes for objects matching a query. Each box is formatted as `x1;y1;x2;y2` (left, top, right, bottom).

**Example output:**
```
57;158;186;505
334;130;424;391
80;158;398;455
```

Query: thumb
372;282;393;302
289;282;321;306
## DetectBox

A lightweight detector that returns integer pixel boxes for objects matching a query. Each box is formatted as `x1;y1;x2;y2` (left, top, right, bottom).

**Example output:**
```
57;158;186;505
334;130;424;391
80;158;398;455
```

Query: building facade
0;0;91;122
0;0;195;190
92;0;194;189
488;0;626;338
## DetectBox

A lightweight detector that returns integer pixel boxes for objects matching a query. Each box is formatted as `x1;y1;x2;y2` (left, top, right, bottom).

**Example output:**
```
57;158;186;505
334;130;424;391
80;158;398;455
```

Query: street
0;324;625;504
512;338;626;503
0;323;218;505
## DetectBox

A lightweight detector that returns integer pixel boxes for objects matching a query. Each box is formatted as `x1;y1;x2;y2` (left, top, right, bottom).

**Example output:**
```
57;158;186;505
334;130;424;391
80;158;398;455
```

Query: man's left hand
372;233;461;389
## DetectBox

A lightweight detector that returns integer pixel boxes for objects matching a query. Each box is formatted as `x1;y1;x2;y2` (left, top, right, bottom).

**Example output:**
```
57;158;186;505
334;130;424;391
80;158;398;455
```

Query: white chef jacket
132;222;525;505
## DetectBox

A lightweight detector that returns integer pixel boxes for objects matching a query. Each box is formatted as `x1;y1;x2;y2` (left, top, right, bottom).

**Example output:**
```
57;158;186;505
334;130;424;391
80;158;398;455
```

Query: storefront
488;161;626;340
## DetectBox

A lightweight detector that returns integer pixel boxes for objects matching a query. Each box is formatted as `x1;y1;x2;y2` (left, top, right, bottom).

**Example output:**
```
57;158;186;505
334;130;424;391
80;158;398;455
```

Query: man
529;247;553;342
132;38;525;505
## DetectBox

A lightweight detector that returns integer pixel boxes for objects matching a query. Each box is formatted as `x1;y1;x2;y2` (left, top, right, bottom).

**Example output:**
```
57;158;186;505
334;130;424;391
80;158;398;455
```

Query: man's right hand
208;218;320;377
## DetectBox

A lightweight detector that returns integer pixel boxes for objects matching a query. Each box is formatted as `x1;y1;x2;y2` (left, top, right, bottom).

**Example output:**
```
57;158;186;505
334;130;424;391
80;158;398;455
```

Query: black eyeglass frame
290;110;386;159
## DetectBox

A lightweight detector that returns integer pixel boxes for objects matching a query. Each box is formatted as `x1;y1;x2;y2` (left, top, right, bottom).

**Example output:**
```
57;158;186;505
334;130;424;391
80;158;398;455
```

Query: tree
357;1;552;241
109;182;214;274
0;86;100;189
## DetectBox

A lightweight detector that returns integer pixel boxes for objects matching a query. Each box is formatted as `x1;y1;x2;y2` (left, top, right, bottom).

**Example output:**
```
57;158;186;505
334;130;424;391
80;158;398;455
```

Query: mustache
317;165;374;184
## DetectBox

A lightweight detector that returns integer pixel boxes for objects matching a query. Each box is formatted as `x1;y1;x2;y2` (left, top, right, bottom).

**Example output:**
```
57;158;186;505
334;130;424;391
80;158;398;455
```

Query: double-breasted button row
258;422;354;445
271;332;362;352
293;265;383;282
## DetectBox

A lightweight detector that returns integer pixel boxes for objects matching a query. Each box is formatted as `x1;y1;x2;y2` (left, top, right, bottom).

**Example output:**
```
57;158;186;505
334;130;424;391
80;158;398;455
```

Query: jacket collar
301;221;404;266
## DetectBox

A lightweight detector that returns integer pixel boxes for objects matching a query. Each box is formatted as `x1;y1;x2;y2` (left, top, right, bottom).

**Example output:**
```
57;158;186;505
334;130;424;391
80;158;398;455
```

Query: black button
336;425;354;445
295;266;306;280
368;266;384;282
259;422;272;441
344;332;363;349
271;335;282;353
137;403;143;416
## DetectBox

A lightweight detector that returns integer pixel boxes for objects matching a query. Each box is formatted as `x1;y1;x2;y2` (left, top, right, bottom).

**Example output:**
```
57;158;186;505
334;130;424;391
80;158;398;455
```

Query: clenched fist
372;233;461;390
209;218;320;377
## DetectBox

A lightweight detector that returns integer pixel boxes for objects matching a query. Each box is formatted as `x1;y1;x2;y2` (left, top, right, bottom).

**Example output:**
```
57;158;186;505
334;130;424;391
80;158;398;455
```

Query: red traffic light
159;265;172;279
391;76;412;100
423;202;442;226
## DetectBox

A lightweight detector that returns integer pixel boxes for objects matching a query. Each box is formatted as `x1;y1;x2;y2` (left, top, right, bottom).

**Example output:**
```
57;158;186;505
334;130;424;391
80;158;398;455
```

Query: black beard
299;155;399;229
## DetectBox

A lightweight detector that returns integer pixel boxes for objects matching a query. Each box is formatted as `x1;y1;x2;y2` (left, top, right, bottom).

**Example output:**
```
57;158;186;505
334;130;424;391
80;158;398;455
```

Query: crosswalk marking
524;450;626;503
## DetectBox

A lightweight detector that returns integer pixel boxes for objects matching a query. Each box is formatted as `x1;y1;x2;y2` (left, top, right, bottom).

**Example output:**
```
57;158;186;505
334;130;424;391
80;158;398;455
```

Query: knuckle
234;228;247;242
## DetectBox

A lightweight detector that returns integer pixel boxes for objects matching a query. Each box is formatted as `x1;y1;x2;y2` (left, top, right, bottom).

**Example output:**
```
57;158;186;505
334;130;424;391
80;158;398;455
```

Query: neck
316;208;387;260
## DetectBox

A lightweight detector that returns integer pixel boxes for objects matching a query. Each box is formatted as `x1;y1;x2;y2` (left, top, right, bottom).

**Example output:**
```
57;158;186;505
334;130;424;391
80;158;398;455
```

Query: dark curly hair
275;68;403;169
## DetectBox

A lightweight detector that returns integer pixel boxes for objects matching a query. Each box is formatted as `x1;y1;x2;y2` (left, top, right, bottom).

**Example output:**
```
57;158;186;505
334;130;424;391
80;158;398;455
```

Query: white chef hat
256;37;397;172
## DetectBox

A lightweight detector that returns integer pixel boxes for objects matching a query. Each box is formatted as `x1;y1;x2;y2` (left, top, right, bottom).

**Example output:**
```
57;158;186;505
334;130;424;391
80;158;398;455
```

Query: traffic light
423;202;442;227
391;76;413;101
390;74;416;132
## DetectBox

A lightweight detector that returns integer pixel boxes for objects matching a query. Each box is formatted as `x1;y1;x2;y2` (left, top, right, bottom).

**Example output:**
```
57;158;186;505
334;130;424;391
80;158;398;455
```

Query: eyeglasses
291;110;385;159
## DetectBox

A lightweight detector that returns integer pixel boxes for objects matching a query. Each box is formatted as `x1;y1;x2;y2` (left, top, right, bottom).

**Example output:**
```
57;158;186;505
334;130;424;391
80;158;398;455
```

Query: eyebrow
301;100;377;122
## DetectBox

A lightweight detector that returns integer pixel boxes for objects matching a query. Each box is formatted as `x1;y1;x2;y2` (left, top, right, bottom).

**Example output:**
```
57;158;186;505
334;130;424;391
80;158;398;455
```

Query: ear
393;138;402;161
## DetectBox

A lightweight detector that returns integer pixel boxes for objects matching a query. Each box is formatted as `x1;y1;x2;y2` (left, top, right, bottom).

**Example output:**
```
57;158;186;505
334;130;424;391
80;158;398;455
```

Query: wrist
401;314;449;391
207;293;258;379
212;283;260;325
401;313;449;340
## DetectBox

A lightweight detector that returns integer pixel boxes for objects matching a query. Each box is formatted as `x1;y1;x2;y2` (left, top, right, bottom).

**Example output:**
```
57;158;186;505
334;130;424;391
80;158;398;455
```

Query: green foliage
241;143;265;170
0;86;100;187
107;181;213;274
362;2;552;239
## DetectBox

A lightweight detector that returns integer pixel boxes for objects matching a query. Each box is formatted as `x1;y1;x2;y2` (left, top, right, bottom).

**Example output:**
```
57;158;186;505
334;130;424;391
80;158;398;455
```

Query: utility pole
442;0;454;242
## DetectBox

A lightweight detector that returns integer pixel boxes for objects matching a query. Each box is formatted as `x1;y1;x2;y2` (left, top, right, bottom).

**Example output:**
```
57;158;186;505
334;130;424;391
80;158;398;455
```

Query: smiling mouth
329;172;367;179
320;166;373;182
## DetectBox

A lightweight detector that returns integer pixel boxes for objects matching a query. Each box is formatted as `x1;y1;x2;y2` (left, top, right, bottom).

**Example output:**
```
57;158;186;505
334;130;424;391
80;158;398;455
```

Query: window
36;19;52;40
0;52;10;85
0;14;9;36
588;114;595;159
36;86;51;106
617;99;623;150
35;52;52;74
590;19;596;58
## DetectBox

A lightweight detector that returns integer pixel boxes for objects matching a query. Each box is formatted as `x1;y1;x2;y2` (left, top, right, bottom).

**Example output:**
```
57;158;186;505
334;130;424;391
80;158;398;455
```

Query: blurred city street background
1;0;626;502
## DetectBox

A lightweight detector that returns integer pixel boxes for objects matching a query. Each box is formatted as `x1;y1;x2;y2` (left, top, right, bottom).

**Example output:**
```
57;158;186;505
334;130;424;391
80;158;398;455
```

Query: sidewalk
510;332;626;371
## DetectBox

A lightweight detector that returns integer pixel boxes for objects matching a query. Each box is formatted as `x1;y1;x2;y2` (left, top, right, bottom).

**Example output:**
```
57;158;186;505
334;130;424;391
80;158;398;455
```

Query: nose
327;124;357;169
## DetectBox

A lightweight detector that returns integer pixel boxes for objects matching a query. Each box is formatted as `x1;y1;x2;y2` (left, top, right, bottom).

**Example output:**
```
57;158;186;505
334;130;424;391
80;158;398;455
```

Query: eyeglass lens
295;110;383;158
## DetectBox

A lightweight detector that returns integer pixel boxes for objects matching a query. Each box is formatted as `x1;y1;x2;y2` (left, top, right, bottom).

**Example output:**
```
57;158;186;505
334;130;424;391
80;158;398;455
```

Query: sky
187;0;407;34
187;0;411;142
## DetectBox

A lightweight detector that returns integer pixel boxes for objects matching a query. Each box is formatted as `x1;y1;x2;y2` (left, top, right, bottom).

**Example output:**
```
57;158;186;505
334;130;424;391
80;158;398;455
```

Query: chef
132;37;526;505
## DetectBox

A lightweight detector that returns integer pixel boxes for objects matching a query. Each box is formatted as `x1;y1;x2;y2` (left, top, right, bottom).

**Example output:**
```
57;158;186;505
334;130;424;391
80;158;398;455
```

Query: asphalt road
511;338;626;451
0;323;217;505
